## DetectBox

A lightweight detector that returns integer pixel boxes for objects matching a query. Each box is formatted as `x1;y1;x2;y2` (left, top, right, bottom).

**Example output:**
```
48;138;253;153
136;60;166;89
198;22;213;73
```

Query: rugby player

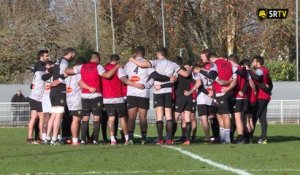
130;46;190;145
27;50;49;144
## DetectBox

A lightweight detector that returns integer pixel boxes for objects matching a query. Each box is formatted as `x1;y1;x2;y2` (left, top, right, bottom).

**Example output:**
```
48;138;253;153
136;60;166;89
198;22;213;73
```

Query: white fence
0;100;300;126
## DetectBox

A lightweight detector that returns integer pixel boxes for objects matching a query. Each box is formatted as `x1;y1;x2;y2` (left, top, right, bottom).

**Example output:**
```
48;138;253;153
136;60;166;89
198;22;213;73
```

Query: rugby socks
156;121;163;140
125;134;129;141
166;120;173;140
210;118;219;139
52;136;57;142
172;122;177;137
72;137;78;144
42;133;47;141
141;132;147;141
220;127;225;142
186;122;191;141
93;121;100;142
224;129;231;143
58;134;62;141
110;136;116;142
128;131;134;140
81;121;88;142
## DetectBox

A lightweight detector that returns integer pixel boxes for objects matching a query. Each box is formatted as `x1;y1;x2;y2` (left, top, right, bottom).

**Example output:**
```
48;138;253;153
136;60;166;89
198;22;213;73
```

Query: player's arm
65;67;76;76
120;76;145;89
177;68;191;78
184;79;201;96
249;70;263;82
221;76;237;93
100;64;121;79
78;80;96;93
149;71;171;82
129;57;151;68
249;78;257;95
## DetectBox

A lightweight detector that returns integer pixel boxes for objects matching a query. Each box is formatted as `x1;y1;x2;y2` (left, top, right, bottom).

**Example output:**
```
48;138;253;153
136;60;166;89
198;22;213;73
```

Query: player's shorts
50;90;66;107
153;93;172;108
127;96;149;110
232;99;247;113
246;102;257;117
81;97;103;116
104;103;127;118
69;110;83;118
197;105;214;116
174;95;193;113
42;100;52;113
29;98;43;112
215;93;232;115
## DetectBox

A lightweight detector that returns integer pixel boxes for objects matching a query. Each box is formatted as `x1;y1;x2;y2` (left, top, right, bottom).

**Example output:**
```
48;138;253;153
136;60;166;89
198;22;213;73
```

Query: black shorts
69;110;83;118
215;93;232;115
81;97;103;116
29;98;43;112
232;99;247;113
197;105;212;116
50;90;66;107
127;96;149;110
104;103;127;118
174;95;193;113
191;101;196;114
153;93;173;108
246;103;257;117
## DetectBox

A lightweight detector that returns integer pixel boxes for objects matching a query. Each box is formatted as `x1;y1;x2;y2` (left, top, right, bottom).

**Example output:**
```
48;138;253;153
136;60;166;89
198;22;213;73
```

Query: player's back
214;58;232;81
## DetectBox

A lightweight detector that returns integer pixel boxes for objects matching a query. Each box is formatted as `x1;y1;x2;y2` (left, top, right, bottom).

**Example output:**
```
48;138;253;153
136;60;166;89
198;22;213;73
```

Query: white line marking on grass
16;169;300;175
163;145;252;175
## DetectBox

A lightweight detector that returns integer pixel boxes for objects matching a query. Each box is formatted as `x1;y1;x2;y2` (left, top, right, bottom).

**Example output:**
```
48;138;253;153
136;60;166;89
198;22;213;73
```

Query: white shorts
42;100;52;113
51;106;65;113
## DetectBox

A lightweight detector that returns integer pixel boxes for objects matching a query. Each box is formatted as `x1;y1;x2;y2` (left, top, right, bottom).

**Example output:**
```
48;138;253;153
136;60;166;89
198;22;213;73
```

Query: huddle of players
26;46;272;146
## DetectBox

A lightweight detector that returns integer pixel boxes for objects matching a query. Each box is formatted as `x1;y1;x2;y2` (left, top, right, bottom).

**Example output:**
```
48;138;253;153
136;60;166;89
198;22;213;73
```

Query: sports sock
219;127;225;142
172;122;178;137
93;121;100;142
125;134;129;141
166;120;173;140
42;133;46;141
72;137;78;144
81;121;88;142
224;129;231;143
210;118;219;138
156;121;163;140
110;136;116;142
51;136;57;141
186;122;191;141
141;132;147;140
128;131;134;140
57;134;62;140
46;136;51;141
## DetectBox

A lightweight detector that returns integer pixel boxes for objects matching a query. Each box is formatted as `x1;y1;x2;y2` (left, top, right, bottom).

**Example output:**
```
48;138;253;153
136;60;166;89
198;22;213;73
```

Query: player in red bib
249;55;272;144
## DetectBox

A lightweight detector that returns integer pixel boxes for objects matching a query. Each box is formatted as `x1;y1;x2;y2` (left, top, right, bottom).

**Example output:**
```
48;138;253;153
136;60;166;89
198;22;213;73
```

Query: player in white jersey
192;64;215;142
124;46;172;144
27;50;49;144
130;46;190;145
41;61;54;142
66;69;82;145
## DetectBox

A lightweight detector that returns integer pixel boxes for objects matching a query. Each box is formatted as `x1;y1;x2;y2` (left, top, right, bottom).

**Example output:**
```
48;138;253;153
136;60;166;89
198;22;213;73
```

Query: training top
212;58;234;95
29;61;46;102
193;72;213;105
149;58;180;94
255;66;271;100
233;65;249;99
174;68;193;97
66;74;82;111
124;57;155;98
52;57;69;93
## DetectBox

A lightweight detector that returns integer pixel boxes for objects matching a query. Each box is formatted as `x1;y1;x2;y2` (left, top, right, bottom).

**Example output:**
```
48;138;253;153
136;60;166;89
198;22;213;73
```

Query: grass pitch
0;125;300;175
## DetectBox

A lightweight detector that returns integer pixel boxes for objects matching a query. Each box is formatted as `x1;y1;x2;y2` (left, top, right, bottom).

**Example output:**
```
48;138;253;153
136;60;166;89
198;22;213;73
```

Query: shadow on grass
266;136;300;143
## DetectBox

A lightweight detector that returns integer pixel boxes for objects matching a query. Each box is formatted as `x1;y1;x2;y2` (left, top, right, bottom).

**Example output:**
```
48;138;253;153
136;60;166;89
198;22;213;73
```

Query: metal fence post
280;100;284;124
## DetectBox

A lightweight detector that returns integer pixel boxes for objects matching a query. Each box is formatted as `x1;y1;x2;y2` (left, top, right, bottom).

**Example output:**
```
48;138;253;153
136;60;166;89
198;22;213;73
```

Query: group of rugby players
26;46;272;146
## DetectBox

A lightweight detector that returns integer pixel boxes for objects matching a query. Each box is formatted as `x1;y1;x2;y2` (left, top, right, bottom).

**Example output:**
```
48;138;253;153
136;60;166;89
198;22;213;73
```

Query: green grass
0;125;300;175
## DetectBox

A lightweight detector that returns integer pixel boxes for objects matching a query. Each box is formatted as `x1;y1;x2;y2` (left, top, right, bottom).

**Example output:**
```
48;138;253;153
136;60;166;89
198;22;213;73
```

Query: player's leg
71;111;81;145
52;110;64;145
101;109;108;143
138;108;148;144
43;112;50;141
198;105;210;142
164;93;174;145
126;96;137;143
180;113;186;142
154;94;164;145
108;115;116;145
233;100;244;143
116;103;129;145
37;111;44;142
27;109;38;143
183;110;191;145
190;103;197;142
257;99;269;144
